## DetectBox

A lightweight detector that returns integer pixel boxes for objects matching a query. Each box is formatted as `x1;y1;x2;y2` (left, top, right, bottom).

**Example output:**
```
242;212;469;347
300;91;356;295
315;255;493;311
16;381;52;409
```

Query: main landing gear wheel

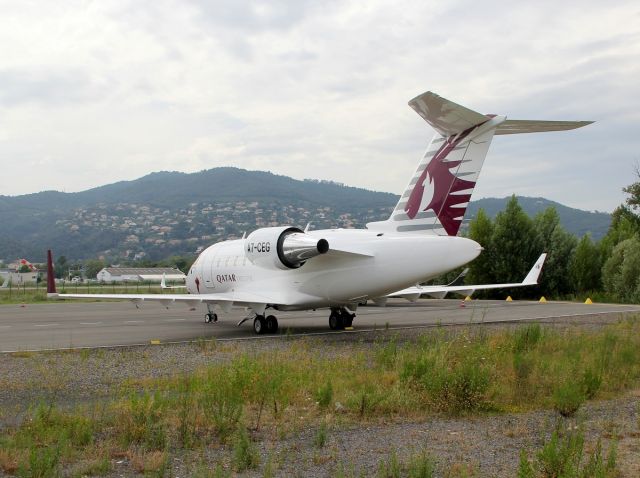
253;315;267;334
266;315;279;333
205;313;218;323
329;310;344;330
329;308;355;330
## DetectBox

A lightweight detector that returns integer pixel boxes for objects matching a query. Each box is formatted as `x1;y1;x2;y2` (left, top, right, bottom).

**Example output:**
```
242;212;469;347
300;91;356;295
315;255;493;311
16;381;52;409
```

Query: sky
0;1;638;212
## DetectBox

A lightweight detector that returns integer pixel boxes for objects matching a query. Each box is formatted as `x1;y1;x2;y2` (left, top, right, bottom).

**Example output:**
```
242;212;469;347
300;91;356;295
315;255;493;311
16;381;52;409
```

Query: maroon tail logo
405;128;475;236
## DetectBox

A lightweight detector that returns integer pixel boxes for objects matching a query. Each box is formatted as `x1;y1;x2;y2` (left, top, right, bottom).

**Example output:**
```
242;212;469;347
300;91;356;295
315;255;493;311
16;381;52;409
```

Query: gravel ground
1;312;639;477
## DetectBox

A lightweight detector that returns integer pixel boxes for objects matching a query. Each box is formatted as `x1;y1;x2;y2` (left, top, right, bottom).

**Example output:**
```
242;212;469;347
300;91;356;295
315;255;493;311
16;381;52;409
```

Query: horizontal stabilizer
408;91;489;137
495;120;594;135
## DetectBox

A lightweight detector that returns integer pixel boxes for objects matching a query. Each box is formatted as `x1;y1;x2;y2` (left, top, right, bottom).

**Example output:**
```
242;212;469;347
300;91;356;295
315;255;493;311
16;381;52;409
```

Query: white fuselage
186;228;481;311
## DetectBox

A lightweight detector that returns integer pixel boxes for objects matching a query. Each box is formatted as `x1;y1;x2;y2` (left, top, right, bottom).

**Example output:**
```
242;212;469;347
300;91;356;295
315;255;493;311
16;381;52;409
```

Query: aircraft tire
342;312;354;328
253;315;267;334
205;314;212;323
329;311;343;330
266;315;278;333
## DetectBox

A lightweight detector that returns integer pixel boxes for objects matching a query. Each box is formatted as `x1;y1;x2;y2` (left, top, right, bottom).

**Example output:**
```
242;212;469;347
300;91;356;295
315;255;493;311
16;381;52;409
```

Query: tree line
462;176;640;302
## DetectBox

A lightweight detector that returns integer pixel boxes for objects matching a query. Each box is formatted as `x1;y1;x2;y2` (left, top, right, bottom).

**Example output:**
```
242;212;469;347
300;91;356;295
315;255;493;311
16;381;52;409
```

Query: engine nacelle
245;226;329;270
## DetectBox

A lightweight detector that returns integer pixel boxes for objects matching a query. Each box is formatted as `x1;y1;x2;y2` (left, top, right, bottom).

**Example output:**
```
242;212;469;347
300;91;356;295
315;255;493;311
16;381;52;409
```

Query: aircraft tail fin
367;91;592;236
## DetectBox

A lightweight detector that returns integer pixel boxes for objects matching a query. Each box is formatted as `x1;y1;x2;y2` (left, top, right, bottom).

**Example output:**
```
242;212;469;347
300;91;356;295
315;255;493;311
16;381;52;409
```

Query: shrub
406;451;435;478
232;427;259;472
313;421;328;448
581;368;602;399
552;381;585;417
17;445;60;478
315;380;333;409
120;393;166;450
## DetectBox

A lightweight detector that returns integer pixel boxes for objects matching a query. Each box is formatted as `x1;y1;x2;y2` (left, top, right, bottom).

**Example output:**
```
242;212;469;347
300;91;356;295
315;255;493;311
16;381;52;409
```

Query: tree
533;208;577;297
84;259;106;280
19;264;31;273
569;234;602;293
602;237;640;302
55;255;68;279
466;208;495;285
490;196;541;298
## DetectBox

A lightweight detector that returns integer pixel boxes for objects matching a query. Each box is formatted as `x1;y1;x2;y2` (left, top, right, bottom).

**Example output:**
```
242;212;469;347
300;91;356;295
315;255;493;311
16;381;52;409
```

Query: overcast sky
0;1;638;212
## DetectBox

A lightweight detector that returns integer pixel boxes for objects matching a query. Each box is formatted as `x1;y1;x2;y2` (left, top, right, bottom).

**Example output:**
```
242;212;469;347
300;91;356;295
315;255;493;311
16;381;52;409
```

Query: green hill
0;168;611;262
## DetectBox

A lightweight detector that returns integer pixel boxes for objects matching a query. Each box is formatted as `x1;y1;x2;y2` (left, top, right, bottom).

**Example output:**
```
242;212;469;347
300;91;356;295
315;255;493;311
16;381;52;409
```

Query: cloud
0;0;638;212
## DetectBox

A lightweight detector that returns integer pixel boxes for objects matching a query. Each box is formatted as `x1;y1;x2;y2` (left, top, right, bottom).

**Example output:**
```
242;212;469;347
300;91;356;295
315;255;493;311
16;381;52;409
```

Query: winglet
161;273;167;289
523;253;547;284
46;249;58;297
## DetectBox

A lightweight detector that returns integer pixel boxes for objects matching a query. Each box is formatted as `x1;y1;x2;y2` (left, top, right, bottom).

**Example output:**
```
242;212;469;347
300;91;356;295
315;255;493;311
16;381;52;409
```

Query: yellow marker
539;296;547;303
150;340;161;345
344;327;354;331
506;296;513;302
464;296;472;301
585;298;593;305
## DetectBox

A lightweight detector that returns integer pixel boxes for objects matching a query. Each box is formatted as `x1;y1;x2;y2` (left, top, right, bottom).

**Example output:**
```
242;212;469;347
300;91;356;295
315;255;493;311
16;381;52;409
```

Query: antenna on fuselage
304;222;312;233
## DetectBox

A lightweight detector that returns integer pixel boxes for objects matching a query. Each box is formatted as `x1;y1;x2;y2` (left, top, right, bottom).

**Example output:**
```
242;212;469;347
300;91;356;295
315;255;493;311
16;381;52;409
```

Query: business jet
46;91;591;334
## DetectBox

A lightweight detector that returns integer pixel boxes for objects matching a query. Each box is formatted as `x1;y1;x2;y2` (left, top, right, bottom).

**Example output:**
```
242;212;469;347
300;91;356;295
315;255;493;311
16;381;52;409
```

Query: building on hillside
96;267;186;283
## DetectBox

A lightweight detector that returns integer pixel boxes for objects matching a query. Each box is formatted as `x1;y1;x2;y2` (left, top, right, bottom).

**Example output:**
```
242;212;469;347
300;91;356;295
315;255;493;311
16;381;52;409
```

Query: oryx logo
404;127;476;236
195;277;200;293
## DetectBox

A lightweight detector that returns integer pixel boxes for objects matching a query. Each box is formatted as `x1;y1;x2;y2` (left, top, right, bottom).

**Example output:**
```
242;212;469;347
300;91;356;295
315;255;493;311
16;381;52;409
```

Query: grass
519;424;618;477
1;319;639;474
0;283;170;305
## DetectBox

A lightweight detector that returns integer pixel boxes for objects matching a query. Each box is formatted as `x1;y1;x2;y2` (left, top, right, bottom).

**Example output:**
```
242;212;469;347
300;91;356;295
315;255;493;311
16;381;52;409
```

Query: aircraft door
203;253;216;290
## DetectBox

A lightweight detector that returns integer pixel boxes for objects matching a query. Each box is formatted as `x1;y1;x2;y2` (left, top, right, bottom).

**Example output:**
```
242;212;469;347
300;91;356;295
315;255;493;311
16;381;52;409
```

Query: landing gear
205;312;218;323
253;315;266;334
205;304;218;324
329;308;355;330
253;314;279;334
266;315;279;333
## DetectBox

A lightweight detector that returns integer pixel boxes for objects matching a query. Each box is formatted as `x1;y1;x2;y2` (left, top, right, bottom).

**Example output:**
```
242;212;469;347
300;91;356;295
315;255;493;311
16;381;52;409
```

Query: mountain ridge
0;167;610;262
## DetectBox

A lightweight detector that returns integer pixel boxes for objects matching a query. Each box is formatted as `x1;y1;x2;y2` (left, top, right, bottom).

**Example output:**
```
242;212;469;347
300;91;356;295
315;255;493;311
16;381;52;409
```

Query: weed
517;449;534;478
377;449;401;478
581;368;602;399
128;448;168;476
513;324;542;353
199;367;244;442
406;450;435;478
375;336;398;369
526;427;618;478
313;421;328;448
552;381;585;417
315;380;333;409
119;392;166;450
232;427;259;472
69;456;111;477
17;445;60;478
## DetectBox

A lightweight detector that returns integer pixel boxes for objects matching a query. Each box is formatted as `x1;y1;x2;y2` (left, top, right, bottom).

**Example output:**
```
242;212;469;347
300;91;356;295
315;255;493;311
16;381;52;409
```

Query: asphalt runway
1;299;639;352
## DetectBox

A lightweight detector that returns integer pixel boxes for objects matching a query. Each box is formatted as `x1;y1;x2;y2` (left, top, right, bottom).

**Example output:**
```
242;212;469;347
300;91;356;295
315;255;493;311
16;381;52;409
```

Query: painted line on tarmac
33;323;59;327
123;320;144;324
79;322;103;325
1;308;638;354
164;318;186;322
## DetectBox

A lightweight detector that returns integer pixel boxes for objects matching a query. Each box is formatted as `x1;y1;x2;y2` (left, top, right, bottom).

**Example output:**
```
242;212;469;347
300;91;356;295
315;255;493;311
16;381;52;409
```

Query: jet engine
245;226;329;270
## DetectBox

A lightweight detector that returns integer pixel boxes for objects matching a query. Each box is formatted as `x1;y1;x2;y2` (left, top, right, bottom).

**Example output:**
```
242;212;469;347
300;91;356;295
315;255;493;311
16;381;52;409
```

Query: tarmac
1;298;639;352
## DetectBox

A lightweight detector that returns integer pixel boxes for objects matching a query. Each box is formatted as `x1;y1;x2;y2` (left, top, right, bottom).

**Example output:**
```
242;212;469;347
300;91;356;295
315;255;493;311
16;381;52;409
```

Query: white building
96;267;186;283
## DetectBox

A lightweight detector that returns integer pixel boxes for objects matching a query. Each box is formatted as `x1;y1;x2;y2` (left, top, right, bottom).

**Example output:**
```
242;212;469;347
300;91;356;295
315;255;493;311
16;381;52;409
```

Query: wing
52;290;281;315
387;253;547;301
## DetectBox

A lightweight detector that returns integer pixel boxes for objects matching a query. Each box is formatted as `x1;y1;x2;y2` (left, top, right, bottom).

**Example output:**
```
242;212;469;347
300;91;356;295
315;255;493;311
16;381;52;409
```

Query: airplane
46;91;591;334
385;253;547;303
